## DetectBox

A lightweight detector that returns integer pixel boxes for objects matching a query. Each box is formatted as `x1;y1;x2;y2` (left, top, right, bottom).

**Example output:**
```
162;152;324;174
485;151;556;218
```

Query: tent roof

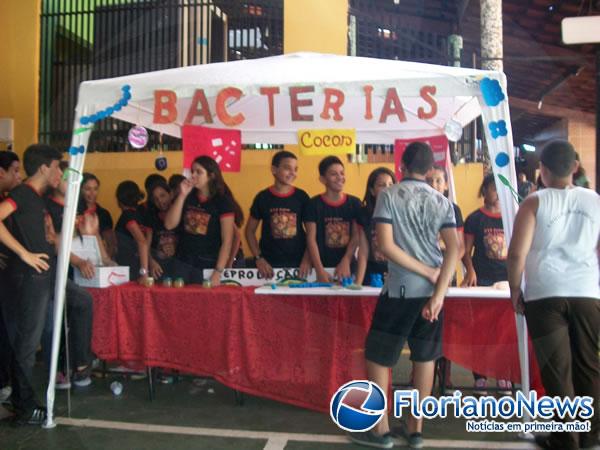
76;52;503;144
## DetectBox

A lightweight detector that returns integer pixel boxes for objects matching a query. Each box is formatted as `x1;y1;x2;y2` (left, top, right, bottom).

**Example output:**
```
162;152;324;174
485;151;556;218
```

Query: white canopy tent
46;52;526;427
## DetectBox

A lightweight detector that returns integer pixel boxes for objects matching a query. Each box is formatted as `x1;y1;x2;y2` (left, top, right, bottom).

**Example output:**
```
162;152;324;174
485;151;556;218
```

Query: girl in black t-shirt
461;174;510;394
165;156;243;286
79;173;116;259
356;167;395;286
114;181;149;281
146;180;180;281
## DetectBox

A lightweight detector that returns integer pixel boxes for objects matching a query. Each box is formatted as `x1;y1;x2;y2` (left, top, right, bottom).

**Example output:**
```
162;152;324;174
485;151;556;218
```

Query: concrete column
480;0;503;71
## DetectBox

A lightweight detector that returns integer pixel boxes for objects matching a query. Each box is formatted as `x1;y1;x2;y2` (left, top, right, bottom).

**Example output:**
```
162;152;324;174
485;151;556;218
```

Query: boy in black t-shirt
245;151;311;279
0;144;63;425
0;151;22;402
304;156;361;282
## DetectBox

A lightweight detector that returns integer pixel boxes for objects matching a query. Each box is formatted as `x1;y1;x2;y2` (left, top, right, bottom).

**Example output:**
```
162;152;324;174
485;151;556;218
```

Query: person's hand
150;259;163;279
510;289;525;314
76;259;96;279
210;270;221;287
317;269;333;283
179;179;193;197
334;259;351;281
427;267;441;285
299;258;312;280
21;251;49;273
422;295;444;322
461;269;477;287
256;257;274;279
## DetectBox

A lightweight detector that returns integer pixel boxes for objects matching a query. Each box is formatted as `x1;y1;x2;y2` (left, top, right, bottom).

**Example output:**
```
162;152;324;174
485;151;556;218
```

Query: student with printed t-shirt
351;142;458;449
165;155;244;286
114;180;149;282
145;179;180;281
356;167;396;286
508;140;599;450
245;150;311;279
0;151;22;404
0;144;63;426
304;156;361;283
461;174;511;395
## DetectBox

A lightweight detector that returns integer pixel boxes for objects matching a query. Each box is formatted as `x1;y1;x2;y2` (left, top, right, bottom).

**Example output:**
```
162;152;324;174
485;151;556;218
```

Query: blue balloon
80;116;90;125
495;152;510;167
78;145;85;154
480;78;505;107
69;146;78;156
122;85;131;92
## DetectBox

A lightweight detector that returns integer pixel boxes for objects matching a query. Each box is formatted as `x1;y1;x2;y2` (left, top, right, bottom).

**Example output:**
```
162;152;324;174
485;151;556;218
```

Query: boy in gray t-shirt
350;142;459;450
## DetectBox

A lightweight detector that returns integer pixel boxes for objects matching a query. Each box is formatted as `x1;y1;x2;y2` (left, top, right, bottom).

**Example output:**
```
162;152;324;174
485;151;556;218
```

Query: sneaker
0;386;12;402
13;407;46;426
55;372;71;390
496;379;512;396
474;378;488;396
348;431;393;449
73;366;92;387
394;423;424;449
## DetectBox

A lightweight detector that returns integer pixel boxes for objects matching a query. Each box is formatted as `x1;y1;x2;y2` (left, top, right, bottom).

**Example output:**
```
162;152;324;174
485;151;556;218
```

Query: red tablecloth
90;284;542;413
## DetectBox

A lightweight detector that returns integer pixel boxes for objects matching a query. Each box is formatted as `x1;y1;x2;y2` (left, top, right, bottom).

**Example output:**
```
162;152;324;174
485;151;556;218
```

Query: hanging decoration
128;126;149;149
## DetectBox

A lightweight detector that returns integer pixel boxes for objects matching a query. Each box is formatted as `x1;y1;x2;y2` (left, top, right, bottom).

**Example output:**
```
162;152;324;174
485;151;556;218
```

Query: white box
74;266;130;288
71;235;129;288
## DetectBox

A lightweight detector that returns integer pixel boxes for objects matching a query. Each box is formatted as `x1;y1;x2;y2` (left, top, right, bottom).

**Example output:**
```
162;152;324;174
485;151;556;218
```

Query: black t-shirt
147;209;179;260
304;194;361;268
249;186;310;267
464;208;507;284
6;184;56;271
115;207;148;267
45;196;65;232
178;190;234;261
358;206;386;266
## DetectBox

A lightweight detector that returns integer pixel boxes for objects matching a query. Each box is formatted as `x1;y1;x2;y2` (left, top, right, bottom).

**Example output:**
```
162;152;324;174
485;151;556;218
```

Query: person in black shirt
0;150;21;402
0;143;62;425
165;156;243;286
304;156;361;282
79;173;116;259
356;167;395;285
146;180;180;281
114;181;149;281
462;174;510;395
245;150;311;279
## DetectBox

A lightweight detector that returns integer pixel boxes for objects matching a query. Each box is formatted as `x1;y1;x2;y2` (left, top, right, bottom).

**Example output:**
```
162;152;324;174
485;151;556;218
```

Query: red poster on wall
394;135;449;181
182;125;242;172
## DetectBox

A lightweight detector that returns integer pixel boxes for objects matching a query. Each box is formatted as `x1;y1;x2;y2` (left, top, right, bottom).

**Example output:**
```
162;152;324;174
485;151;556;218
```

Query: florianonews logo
330;380;386;432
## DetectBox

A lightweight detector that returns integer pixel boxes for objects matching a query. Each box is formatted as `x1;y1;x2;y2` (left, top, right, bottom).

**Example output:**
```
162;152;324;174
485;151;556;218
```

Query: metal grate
39;0;283;152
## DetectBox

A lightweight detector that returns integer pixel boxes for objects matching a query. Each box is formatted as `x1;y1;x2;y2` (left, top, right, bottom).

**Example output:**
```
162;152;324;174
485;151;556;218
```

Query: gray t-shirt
373;178;456;298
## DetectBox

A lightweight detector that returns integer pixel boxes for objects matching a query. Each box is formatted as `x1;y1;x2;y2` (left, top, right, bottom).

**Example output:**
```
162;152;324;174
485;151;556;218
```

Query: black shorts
365;292;444;367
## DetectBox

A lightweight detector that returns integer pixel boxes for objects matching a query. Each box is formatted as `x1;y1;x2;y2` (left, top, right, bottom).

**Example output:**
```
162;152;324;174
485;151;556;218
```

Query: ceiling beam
509;96;595;121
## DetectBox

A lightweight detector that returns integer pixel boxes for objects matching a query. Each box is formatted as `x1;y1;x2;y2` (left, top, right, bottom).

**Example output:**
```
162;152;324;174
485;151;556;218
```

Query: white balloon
444;120;463;142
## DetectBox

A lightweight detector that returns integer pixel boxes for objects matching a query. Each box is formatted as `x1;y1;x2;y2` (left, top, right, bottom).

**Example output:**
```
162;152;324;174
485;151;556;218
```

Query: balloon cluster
79;85;131;125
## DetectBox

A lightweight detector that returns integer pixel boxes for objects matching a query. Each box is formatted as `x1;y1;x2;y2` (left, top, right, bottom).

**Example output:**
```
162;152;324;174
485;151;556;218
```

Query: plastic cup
110;381;123;396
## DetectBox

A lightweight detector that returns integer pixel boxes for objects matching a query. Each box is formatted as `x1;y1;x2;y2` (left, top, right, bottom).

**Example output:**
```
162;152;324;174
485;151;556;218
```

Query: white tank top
524;186;600;301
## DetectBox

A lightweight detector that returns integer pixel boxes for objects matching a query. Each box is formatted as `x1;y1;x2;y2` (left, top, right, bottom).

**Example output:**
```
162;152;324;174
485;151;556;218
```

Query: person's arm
145;228;163;279
456;229;465;259
210;215;235;287
422;227;459;322
226;225;241;268
334;221;359;280
305;221;330;282
376;222;440;284
125;221;149;280
507;196;538;314
101;229;118;259
461;233;476;287
245;216;273;278
164;180;192;230
0;202;49;273
355;226;369;285
298;249;312;280
71;253;95;279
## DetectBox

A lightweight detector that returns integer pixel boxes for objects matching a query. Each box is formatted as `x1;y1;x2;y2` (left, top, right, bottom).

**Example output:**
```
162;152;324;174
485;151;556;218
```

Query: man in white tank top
508;140;599;450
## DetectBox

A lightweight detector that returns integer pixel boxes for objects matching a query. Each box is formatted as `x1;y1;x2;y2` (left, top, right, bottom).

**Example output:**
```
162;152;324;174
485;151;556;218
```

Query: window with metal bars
347;0;480;163
39;0;283;153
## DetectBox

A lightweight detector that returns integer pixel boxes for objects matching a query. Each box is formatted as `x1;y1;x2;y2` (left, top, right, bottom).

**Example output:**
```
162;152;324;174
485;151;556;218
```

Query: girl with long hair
165;156;243;286
356;167;396;285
